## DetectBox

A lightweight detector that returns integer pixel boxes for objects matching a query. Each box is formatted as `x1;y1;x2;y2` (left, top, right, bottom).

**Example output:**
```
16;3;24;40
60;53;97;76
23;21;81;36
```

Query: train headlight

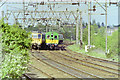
38;43;41;45
34;43;37;45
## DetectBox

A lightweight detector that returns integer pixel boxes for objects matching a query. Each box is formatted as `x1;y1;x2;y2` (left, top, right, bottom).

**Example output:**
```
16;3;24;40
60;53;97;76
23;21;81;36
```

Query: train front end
45;32;59;49
31;32;42;49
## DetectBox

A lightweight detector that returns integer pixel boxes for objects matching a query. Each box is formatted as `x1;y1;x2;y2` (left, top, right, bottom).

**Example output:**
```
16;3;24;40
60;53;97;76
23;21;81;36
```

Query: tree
92;19;96;25
101;22;105;27
97;22;101;28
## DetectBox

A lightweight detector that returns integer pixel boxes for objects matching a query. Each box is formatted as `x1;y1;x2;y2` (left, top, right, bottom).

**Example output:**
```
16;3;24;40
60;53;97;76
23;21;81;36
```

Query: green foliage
118;27;120;54
67;44;107;59
107;30;118;58
0;21;31;79
91;26;106;49
79;23;118;59
63;27;75;39
25;23;46;32
83;26;88;45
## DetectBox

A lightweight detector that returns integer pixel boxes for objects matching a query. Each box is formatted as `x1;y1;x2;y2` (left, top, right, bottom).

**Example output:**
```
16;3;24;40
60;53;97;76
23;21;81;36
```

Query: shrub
0;21;31;79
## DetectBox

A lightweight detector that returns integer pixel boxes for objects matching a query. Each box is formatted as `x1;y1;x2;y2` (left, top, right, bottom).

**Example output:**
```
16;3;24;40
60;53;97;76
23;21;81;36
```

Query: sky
0;0;119;26
2;0;119;2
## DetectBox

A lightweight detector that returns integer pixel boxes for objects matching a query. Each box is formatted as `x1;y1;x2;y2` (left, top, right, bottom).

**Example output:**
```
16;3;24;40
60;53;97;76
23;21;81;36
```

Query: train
31;31;42;49
31;31;64;50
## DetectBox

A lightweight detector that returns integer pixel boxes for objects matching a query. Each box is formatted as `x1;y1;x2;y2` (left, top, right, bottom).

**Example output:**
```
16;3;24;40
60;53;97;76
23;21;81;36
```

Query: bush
82;24;118;59
0;21;31;79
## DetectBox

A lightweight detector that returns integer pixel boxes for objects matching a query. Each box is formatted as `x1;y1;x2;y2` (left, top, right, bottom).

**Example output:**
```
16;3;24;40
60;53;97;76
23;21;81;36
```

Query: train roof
46;31;58;34
32;31;41;33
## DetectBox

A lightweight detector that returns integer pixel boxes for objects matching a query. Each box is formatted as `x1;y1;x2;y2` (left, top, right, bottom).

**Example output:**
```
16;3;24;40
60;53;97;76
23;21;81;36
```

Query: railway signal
93;5;96;11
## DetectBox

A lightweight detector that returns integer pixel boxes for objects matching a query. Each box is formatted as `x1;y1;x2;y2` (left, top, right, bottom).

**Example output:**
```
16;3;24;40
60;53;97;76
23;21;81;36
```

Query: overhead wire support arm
94;0;106;11
0;0;8;7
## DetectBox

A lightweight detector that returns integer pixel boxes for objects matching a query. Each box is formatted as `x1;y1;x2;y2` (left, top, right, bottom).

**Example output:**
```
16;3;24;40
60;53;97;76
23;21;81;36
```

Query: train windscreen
32;34;37;38
55;35;57;39
38;34;41;39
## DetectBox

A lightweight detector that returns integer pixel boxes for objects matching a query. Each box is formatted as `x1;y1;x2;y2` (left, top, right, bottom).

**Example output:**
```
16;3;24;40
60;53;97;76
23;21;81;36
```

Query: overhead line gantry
2;0;119;53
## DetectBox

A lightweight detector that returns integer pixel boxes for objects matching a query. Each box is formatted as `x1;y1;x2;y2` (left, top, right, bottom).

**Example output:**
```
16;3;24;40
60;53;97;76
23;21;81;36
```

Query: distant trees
101;22;105;27
25;23;46;32
92;19;96;25
97;22;101;28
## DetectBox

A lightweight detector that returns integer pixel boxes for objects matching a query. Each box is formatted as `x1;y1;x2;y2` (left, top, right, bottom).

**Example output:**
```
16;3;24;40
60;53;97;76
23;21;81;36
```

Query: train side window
38;34;41;39
47;35;50;39
55;35;57;39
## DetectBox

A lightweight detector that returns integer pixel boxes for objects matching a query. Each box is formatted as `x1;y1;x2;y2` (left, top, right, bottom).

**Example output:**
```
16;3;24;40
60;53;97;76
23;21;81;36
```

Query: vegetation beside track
66;24;119;62
67;43;118;62
67;44;106;58
0;19;31;79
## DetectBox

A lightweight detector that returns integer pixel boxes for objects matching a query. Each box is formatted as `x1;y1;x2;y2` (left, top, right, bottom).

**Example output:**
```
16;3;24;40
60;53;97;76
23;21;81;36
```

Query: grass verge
67;44;118;62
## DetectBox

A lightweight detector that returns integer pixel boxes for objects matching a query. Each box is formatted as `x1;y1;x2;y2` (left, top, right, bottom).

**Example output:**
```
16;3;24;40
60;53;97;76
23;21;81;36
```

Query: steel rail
66;49;119;66
23;73;32;80
31;53;79;78
29;64;52;78
50;51;119;76
59;50;119;72
33;51;105;79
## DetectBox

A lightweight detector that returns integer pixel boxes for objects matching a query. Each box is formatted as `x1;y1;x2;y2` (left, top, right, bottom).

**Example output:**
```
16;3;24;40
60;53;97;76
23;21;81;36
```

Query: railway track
30;46;119;79
32;51;106;79
54;51;119;75
23;57;53;80
32;50;118;79
31;53;78;78
60;50;119;69
41;51;118;78
63;42;119;66
66;49;119;66
29;64;52;78
23;73;32;80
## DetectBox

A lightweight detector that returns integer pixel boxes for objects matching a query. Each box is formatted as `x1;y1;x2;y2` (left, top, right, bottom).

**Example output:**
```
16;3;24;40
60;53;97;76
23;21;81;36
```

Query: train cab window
55;35;57;39
38;34;41;39
51;34;53;37
32;34;37;38
47;35;50;39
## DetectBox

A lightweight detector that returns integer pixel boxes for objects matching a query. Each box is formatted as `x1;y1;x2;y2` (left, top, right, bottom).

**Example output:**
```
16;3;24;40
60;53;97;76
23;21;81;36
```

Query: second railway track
31;51;106;79
31;53;79;78
31;50;119;79
55;50;119;74
66;49;119;66
43;51;118;78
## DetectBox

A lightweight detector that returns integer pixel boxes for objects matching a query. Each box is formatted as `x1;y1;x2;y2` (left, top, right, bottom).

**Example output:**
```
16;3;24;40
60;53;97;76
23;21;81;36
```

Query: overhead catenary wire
3;0;118;52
